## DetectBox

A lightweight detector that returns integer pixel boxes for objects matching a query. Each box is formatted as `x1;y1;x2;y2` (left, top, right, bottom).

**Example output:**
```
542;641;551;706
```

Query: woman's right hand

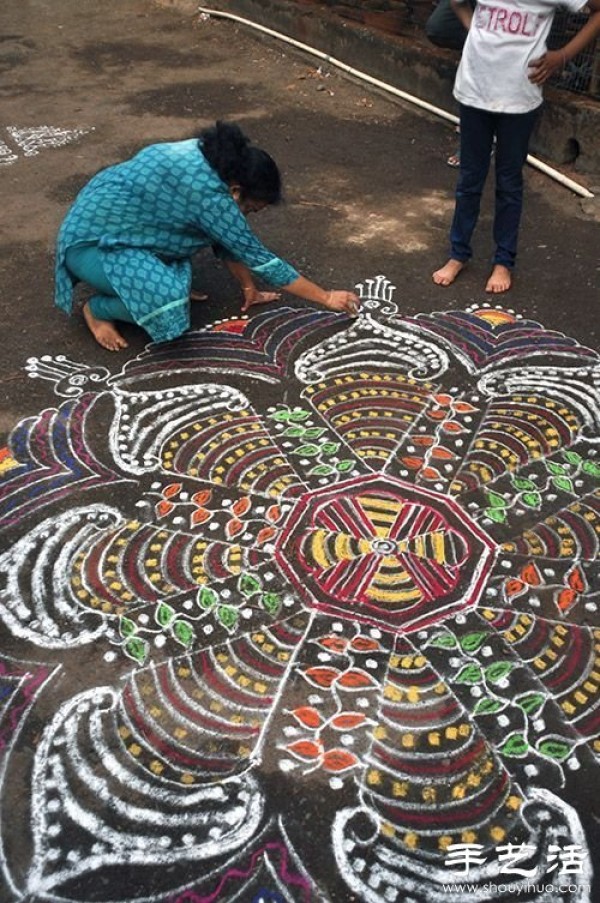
323;290;360;316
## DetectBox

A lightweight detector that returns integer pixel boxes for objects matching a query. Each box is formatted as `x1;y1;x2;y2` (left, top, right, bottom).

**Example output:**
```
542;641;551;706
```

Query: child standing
433;0;600;293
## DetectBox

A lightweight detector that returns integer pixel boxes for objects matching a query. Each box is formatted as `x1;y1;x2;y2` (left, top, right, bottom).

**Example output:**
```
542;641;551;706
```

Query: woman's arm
450;0;474;31
282;275;360;315
225;260;359;316
529;0;600;84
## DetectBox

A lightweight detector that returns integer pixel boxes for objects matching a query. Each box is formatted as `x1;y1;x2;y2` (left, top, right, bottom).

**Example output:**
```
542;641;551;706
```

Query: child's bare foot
485;265;512;293
432;259;465;287
83;302;128;351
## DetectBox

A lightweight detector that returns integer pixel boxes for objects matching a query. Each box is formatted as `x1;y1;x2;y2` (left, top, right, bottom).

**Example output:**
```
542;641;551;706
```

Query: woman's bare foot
485;265;512;293
83;301;128;351
432;259;465;287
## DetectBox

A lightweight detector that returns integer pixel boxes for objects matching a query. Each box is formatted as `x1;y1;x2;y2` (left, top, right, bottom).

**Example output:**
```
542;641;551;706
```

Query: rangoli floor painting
0;275;598;903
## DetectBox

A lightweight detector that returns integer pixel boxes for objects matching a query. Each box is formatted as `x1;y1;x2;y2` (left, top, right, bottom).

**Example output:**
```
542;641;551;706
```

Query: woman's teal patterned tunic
54;139;299;342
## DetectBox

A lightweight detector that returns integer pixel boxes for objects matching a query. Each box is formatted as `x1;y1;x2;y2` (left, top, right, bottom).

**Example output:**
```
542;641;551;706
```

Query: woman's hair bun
199;120;282;205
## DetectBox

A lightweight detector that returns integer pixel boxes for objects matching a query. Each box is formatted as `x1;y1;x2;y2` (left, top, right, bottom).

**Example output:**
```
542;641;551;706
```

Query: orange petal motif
429;446;455;460
412;435;435;447
304;666;341;688
331;712;367;730
192;489;212;506
337;669;377;690
232;497;251;517
256;526;277;545
226;518;245;538
433;394;453;407
162;482;182;499
191;507;212;526
286;739;323;760
266;505;282;523
420;467;443;481
291;706;323;729
155;500;175;519
349;636;381;653
520;562;542;586
567;565;586;593
401;456;423;470
453;401;478;413
556;588;579;613
426;409;447;421
441;421;465;434
504;578;527;599
317;636;349;654
321;749;359;772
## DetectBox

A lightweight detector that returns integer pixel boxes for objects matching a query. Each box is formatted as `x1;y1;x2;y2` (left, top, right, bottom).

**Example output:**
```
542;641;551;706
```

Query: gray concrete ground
0;2;599;902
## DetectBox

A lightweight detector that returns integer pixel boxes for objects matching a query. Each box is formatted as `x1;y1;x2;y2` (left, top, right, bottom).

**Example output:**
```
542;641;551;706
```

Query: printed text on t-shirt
474;6;545;37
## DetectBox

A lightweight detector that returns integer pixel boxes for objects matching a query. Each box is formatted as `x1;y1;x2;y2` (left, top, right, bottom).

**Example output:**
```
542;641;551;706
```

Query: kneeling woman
55;121;360;351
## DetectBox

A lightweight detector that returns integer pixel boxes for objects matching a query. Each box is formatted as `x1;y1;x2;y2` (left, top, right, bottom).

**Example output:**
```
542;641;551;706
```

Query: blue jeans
450;104;540;269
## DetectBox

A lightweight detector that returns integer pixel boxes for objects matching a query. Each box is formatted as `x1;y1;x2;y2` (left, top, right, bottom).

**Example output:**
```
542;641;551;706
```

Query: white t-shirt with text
453;0;588;113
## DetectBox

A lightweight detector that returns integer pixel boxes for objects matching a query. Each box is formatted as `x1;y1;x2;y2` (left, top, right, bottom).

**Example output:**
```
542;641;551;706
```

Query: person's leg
65;244;131;350
487;107;540;293
433;104;495;286
426;0;469;51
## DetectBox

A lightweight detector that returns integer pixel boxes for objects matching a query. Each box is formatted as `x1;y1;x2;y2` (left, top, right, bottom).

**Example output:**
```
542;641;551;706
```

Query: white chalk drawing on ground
0;275;599;902
0;126;94;166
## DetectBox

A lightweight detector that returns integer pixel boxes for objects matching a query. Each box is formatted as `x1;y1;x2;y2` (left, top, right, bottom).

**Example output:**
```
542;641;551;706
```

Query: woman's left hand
241;286;281;313
528;50;565;85
323;290;361;316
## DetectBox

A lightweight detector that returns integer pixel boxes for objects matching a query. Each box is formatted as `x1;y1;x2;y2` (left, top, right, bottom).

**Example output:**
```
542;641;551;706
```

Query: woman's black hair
199;121;282;205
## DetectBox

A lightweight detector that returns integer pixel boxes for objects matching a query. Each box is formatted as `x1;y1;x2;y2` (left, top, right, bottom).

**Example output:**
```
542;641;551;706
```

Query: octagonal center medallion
275;475;496;633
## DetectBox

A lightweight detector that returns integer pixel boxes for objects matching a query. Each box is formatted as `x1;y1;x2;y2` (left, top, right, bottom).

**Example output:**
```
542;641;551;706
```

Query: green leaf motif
271;409;292;422
546;461;568;476
239;573;262;597
512;477;537;491
582;459;600;478
320;442;341;455
197;586;218;610
563;450;583;466
428;633;458;649
521;492;542;508
485;507;507;523
516;692;545;716
473;697;506;716
486;491;507;509
261;592;282;616
337;460;355;473
485;661;514;684
282;425;306;438
155;602;176;628
309;464;335;476
217;605;239;631
552;475;574;494
293;444;321;457
536;738;573;761
124;636;149;665
303;427;326;439
172;619;195;647
499;732;529;758
289;410;311;422
119;616;137;639
455;664;483;685
459;632;488;654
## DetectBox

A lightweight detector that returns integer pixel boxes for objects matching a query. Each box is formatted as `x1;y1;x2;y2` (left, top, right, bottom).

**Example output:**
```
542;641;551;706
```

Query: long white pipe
197;4;595;199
